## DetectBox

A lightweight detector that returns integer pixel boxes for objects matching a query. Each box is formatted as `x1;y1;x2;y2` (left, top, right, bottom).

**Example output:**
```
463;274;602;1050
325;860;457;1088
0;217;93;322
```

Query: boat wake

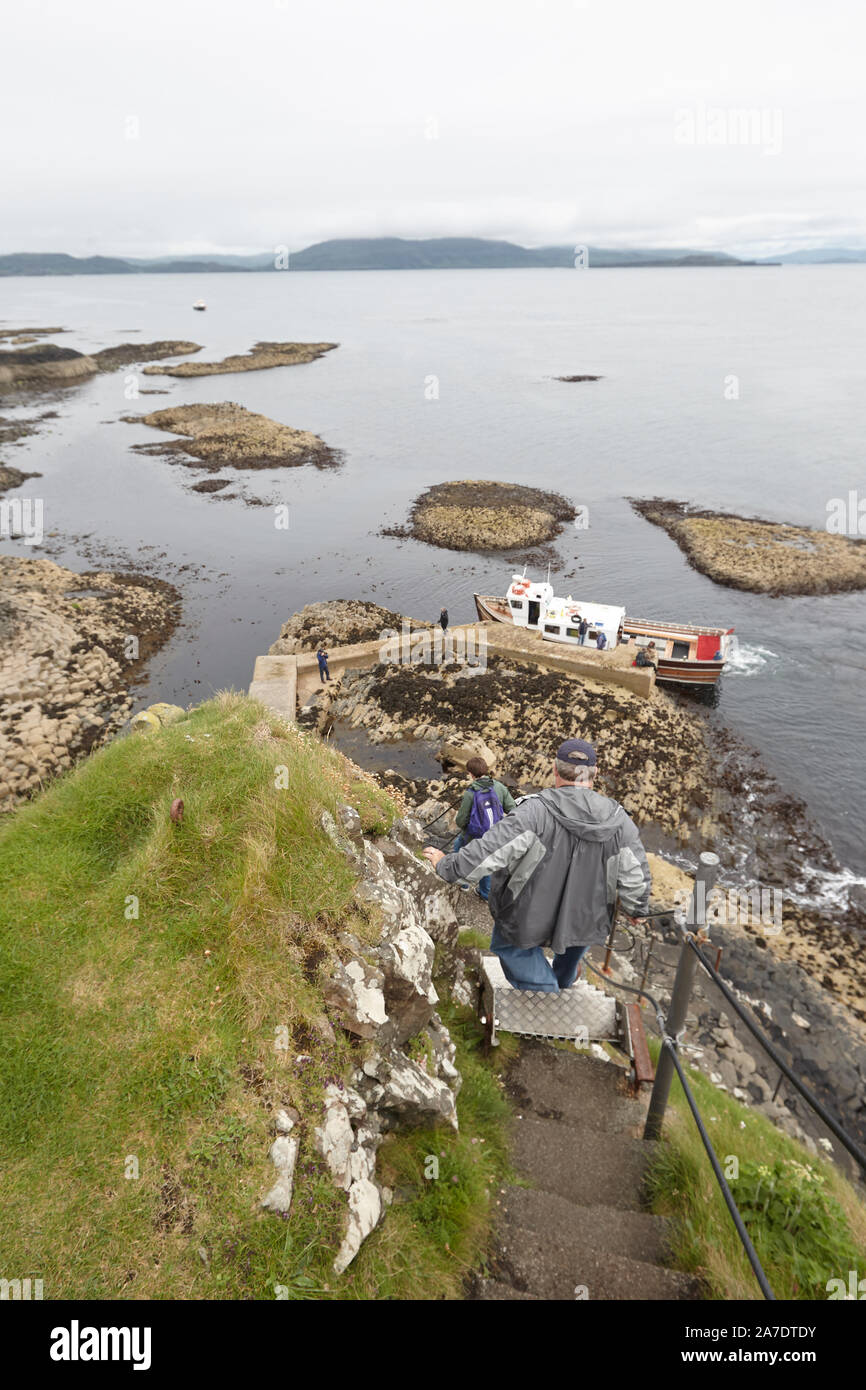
724;640;778;677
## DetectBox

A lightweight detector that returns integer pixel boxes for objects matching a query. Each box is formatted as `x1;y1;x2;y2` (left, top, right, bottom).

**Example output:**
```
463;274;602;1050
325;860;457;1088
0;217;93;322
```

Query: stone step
470;1277;540;1301
488;1225;700;1301
510;1114;653;1209
509;1054;645;1133
499;1186;673;1266
513;1039;634;1108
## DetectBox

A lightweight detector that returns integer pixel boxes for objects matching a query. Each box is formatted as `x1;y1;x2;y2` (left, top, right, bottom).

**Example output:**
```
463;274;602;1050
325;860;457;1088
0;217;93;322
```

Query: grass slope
644;1040;866;1299
0;693;512;1299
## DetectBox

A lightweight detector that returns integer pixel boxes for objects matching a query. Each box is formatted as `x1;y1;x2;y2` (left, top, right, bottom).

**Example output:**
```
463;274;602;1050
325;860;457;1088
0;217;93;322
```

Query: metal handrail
585;959;776;1299
615;902;866;1173
685;934;866;1173
592;887;866;1300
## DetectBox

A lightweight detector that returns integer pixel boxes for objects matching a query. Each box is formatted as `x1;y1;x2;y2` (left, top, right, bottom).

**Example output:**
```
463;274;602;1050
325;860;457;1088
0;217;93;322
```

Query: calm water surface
1;266;864;877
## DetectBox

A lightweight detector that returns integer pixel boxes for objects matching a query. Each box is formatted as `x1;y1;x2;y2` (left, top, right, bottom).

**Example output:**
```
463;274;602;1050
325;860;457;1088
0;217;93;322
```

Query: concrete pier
248;622;655;722
248;654;297;721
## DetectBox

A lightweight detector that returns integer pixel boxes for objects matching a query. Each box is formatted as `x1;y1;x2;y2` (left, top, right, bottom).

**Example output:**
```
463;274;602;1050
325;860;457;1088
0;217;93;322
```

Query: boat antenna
546;561;551;587
522;564;527;579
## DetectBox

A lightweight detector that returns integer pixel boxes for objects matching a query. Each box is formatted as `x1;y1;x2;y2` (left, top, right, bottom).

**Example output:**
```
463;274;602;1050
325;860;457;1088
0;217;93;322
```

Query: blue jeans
452;832;490;900
490;922;589;993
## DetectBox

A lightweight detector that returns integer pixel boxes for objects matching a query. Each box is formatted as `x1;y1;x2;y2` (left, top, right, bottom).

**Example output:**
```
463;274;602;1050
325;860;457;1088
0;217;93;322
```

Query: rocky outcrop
0;344;98;391
268;802;469;1274
125;401;341;471
0;340;200;393
261;1109;300;1214
141;340;338;378
386;479;578;552
0;464;39;496
315;655;714;842
269;599;430;655
0;557;180;814
630;497;866;597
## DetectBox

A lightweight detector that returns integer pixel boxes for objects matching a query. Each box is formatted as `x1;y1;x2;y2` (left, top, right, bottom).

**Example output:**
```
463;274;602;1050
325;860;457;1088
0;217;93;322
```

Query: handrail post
644;851;720;1141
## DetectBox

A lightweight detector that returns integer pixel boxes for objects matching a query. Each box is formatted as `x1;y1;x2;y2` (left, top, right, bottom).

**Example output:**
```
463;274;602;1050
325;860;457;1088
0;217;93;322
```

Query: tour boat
192;300;207;311
474;575;734;686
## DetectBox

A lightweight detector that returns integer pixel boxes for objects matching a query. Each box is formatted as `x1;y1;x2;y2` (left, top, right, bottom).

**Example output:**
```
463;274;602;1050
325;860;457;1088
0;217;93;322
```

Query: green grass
643;1038;866;1299
0;693;513;1299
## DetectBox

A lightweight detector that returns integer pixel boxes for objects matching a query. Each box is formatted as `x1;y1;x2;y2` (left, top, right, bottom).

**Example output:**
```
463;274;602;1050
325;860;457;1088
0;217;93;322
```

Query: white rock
261;1135;299;1213
333;1179;382;1275
314;1093;355;1190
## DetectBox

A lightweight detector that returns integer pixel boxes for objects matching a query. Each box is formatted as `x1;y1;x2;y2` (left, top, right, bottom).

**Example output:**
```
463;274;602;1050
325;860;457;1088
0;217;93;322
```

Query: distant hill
285;238;753;270
0;251;258;277
0;252;142;276
0;238;779;277
757;247;866;264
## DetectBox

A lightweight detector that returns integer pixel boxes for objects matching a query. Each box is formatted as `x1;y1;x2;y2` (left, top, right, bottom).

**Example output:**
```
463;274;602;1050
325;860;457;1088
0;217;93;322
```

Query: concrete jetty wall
248;623;655;721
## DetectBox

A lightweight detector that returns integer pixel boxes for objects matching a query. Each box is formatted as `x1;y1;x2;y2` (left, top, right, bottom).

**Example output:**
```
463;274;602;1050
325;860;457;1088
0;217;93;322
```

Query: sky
3;0;864;259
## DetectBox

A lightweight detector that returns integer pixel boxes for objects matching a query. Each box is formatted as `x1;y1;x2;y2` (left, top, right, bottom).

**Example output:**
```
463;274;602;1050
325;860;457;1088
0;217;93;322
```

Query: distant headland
0;237;795;276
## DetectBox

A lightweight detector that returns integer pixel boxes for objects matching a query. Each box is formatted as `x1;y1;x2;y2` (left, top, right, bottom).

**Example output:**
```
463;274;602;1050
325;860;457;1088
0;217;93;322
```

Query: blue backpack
467;782;504;839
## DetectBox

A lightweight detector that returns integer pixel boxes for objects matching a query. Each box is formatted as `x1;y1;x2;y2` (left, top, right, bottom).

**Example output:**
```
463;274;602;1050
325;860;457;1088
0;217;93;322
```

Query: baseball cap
556;738;597;767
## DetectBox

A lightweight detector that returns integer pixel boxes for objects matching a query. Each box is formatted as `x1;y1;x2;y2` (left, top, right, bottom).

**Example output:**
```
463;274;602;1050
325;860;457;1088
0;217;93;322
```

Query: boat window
566;627;581;638
671;641;690;659
509;599;524;609
544;624;560;634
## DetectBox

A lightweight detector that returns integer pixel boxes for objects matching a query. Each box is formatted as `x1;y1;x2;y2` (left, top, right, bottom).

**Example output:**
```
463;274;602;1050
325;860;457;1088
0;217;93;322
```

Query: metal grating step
481;954;618;1043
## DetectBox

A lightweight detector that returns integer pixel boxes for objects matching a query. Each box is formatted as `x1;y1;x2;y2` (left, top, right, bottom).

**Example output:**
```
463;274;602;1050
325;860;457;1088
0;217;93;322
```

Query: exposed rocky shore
386;479;577;552
0;340;201;393
0;326;65;342
0;556;180;814
269;599;431;655
125;401;341;471
0;463;40;496
631;497;866;596
317;656;714;841
141;340;338;378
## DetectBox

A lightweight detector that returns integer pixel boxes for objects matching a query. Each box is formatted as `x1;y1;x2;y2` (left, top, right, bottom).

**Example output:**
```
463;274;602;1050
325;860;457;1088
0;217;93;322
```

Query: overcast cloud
3;0;864;259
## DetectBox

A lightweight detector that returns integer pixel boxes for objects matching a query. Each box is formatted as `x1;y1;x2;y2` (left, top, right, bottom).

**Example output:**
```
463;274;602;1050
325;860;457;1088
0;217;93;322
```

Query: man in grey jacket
423;738;650;993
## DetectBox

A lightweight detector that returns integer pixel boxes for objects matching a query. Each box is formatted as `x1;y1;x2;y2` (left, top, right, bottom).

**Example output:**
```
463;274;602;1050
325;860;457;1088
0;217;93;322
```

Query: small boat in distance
474;573;734;686
192;299;207;311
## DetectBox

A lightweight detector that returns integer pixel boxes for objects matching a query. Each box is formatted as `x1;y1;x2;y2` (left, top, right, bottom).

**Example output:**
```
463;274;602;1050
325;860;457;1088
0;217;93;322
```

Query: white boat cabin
506;576;625;650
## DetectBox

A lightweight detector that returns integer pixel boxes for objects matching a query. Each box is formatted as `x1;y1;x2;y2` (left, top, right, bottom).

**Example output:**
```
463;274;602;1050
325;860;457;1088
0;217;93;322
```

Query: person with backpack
452;756;516;901
316;647;331;683
424;738;650;991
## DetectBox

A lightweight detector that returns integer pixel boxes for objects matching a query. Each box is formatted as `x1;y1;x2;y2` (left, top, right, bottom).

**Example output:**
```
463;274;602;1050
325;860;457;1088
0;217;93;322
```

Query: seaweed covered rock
269;599;429;655
392;479;577;552
631;498;866;597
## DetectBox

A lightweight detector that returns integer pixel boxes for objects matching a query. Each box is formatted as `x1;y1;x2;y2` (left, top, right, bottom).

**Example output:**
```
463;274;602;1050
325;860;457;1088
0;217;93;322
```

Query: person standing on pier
439;607;449;632
316;647;331;683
